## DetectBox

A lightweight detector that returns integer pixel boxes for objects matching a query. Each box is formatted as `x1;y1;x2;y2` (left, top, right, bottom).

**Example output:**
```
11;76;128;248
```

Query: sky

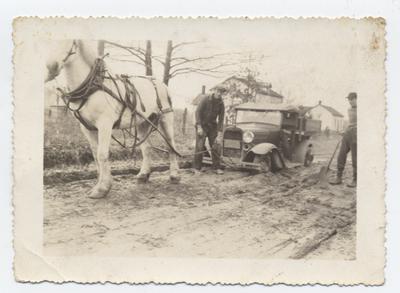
47;18;385;116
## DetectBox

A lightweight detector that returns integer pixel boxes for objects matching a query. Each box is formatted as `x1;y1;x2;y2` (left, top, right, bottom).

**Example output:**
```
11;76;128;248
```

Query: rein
57;56;182;157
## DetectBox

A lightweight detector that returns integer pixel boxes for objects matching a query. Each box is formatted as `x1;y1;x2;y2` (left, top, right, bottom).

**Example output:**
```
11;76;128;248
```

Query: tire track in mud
44;163;356;259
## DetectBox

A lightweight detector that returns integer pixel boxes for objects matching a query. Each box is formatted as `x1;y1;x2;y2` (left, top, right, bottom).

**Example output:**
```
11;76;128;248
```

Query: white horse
45;40;180;199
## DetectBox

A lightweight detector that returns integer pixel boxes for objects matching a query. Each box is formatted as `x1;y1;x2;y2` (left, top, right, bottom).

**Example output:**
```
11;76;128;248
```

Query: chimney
318;100;322;105
202;85;206;94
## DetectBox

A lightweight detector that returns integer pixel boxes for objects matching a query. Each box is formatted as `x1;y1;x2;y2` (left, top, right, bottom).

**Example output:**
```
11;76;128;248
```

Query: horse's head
45;40;100;83
45;40;79;82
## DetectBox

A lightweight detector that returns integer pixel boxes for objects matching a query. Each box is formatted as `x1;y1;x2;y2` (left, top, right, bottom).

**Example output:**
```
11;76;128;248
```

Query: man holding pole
330;92;357;188
193;85;227;174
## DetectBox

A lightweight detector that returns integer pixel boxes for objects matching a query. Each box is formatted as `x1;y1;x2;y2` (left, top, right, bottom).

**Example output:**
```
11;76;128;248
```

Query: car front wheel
254;154;272;173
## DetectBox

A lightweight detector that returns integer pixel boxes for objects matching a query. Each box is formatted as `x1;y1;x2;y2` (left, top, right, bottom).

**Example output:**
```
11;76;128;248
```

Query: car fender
248;143;278;155
245;143;286;171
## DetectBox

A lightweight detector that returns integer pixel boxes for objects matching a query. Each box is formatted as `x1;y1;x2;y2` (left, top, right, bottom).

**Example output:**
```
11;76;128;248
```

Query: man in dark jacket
330;92;357;187
193;85;227;174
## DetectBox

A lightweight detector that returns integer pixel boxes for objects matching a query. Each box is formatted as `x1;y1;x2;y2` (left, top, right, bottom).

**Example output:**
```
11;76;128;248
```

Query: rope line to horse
147;142;210;158
145;138;239;169
149;144;242;169
55;53;233;162
57;56;183;157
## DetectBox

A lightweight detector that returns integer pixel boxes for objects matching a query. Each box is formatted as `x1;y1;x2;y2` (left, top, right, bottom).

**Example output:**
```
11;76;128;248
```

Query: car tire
255;154;272;173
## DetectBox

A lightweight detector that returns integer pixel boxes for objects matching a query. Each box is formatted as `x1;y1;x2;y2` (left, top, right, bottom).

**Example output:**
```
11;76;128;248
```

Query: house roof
302;103;344;118
319;105;344;117
192;75;284;105
298;106;313;116
213;75;284;99
257;88;283;98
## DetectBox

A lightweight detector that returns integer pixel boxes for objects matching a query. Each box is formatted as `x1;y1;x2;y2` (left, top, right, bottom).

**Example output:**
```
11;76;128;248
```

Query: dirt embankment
44;161;356;259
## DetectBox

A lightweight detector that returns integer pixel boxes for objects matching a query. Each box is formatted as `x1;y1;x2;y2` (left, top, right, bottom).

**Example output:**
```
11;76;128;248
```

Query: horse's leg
137;128;152;184
80;125;99;173
159;111;180;183
88;121;113;199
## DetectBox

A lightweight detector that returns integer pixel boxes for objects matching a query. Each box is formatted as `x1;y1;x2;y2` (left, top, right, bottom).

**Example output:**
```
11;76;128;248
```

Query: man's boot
347;173;357;188
193;169;202;176
215;169;224;175
329;171;343;185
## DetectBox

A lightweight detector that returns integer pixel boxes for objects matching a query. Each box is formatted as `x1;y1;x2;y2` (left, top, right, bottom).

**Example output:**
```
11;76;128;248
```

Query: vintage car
204;102;321;172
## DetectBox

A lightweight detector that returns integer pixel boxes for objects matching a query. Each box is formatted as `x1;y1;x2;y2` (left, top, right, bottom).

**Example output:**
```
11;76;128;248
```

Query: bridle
52;40;182;157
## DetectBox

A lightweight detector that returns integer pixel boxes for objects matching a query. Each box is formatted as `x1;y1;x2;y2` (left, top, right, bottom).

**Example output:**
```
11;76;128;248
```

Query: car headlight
243;131;254;143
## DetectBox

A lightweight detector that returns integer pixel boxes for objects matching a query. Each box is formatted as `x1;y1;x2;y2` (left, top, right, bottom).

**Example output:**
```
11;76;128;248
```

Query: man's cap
213;84;229;93
346;92;357;100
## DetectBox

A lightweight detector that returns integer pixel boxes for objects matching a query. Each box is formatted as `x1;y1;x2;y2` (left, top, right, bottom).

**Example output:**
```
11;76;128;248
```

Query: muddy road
44;161;356;259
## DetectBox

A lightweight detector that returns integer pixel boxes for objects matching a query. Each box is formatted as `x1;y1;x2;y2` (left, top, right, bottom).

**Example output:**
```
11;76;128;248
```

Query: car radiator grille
223;129;242;158
223;139;241;149
223;148;242;158
224;130;242;140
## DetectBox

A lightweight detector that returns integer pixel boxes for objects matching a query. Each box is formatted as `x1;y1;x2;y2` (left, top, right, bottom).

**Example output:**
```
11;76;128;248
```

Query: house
192;76;284;107
304;101;345;132
192;76;284;122
210;75;284;106
44;82;69;120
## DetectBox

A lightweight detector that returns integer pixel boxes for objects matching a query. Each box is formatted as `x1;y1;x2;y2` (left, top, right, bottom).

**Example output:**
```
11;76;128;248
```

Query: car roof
234;102;299;112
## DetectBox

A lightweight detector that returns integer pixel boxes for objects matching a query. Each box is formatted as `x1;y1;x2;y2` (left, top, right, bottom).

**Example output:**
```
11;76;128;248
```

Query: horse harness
57;57;179;155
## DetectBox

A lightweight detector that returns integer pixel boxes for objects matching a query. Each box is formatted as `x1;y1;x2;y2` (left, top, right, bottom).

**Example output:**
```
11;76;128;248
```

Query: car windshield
236;110;282;125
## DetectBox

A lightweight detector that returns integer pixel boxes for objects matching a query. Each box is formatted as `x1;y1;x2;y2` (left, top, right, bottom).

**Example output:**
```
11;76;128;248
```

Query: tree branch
104;41;146;63
107;57;146;67
172;41;202;50
152;56;166;66
169;61;238;77
170;53;235;69
170;69;223;78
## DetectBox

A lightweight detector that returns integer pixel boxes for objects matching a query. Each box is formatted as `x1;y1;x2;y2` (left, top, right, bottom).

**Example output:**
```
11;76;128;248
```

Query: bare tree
145;40;153;76
158;40;241;85
163;40;173;85
103;40;261;85
104;40;153;76
234;53;271;102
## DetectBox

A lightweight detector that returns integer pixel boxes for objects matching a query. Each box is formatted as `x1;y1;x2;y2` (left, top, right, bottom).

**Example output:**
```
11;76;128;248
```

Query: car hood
226;123;281;145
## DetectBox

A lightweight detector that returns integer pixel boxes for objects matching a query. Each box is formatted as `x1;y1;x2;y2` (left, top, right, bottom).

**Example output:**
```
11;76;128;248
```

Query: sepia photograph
43;36;358;259
12;17;385;284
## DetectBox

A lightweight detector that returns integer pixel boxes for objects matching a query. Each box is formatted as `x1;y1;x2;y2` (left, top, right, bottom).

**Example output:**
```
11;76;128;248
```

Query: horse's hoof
137;173;150;184
170;175;181;184
88;188;108;199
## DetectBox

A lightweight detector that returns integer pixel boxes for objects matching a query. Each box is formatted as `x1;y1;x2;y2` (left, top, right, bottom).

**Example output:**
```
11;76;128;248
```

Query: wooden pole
182;108;187;135
163;40;173;85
